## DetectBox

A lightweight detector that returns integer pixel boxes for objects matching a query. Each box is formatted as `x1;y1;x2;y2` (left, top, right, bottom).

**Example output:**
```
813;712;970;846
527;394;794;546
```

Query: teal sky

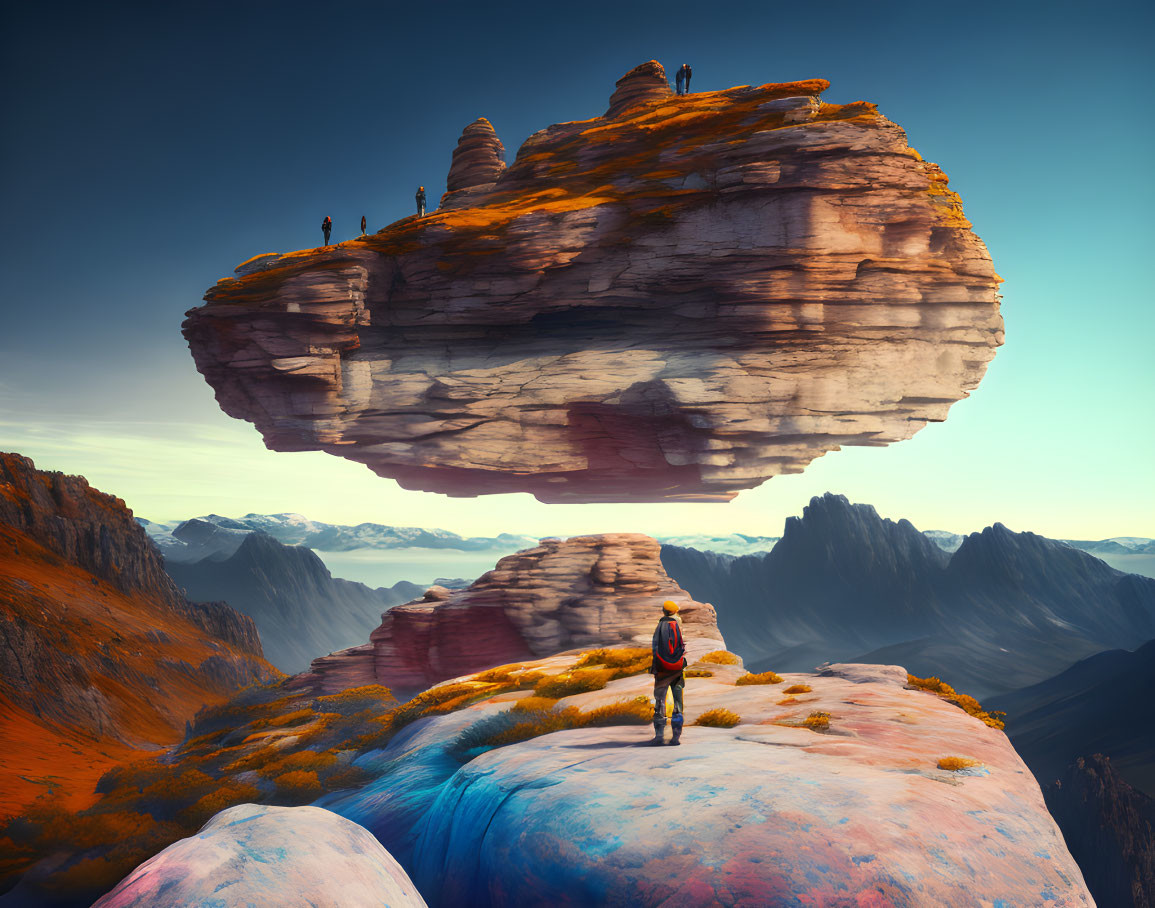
1;0;1152;540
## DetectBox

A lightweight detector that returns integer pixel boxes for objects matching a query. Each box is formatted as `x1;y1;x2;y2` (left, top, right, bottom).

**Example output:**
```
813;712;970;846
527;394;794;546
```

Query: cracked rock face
185;66;1003;503
292;533;724;697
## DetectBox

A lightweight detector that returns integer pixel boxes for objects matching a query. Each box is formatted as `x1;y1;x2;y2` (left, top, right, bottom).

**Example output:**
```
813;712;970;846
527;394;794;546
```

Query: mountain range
163;532;440;673
660;493;1155;699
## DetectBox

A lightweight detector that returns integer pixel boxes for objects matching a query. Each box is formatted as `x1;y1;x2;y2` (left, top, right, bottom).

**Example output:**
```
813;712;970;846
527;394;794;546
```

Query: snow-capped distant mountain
142;514;539;563
657;534;780;556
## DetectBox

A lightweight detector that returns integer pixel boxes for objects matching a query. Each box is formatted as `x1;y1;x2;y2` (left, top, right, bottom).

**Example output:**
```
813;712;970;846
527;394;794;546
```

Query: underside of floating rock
185;66;1003;504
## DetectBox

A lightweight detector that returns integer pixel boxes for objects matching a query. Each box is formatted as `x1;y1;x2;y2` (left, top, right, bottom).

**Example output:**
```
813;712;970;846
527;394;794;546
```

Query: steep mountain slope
0;453;278;820
1045;755;1155;908
165;532;424;673
661;493;1155;697
989;640;1155;796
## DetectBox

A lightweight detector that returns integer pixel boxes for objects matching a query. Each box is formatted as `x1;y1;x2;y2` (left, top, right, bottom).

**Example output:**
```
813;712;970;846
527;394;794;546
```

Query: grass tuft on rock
699;650;741;665
736;671;783;685
907;674;1006;730
694;708;741;728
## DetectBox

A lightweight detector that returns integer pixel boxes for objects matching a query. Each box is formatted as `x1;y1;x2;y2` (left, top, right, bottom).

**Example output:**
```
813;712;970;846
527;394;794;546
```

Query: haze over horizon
2;0;1152;540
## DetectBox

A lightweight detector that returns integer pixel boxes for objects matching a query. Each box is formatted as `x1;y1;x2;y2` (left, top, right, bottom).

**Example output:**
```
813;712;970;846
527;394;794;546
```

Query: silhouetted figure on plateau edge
321;216;332;246
650;600;687;745
360;215;367;235
416;186;426;217
678;63;692;94
675;66;685;95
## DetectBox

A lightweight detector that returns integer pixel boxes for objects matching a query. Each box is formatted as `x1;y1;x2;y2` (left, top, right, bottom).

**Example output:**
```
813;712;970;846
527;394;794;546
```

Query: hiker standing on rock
650;600;687;746
416;186;426;217
677;63;692;94
675;65;685;95
321;216;332;246
360;215;367;235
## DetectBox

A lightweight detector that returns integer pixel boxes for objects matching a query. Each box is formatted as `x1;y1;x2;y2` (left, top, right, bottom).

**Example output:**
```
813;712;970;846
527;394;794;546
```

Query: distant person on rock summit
416;186;426;218
675;66;685;95
677;63;692;94
360;215;367;235
321;216;332;246
649;600;687;746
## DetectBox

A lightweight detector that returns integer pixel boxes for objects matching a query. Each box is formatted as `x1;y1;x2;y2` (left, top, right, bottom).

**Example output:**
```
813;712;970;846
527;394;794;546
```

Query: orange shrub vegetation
938;756;982;771
736;671;783;685
684;669;714;678
257;749;338;779
513;696;560;712
315;685;395;714
274;770;321;798
699;651;740;665
266;708;314;728
803;711;831;730
179;782;262;826
534;668;615;699
783;684;811;694
578;699;652;727
138;768;215;808
907;674;1006;730
694;709;741;728
574;647;653;678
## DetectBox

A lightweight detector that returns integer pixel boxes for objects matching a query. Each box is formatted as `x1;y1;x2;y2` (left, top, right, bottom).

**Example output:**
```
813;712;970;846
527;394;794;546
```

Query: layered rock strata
293;533;724;696
440;117;506;209
185;65;1003;503
0;453;278;817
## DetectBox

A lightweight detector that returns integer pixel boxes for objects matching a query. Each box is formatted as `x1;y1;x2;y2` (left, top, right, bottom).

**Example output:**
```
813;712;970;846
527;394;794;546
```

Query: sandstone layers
185;62;1003;503
294;533;724;696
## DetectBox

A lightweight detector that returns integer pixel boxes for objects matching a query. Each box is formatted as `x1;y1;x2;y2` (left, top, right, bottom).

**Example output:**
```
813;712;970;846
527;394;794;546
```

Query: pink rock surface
93;803;427;907
397;662;1092;906
293;533;724;696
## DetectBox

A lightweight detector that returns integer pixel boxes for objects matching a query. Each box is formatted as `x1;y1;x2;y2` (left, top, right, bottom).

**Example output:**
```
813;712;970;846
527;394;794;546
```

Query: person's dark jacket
416;190;426;204
651;615;686;673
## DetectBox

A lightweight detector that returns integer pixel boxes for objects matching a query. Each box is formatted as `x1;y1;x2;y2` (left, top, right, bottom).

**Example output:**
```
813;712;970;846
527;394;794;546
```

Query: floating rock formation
294;533;723;696
185;64;1003;503
92;804;428;908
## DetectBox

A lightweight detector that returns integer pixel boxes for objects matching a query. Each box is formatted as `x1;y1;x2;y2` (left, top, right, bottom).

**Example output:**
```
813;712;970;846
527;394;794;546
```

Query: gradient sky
1;0;1152;541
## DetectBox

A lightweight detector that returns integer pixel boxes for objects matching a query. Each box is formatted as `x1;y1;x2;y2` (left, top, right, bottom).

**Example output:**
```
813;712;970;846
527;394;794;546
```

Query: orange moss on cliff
205;75;971;311
0;524;276;821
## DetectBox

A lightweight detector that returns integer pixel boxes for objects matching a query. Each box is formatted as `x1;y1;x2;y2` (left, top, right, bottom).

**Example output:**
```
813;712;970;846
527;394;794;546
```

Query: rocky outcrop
1045;755;1155;908
92;804;427;908
317;660;1091;907
441;117;506;209
661;493;1155;697
167;531;420;673
294;533;724;696
0;453;278;817
184;65;1003;504
604;59;672;116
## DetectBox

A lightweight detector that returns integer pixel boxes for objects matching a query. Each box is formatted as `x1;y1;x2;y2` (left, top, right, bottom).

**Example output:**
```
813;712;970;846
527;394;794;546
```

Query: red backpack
654;617;686;672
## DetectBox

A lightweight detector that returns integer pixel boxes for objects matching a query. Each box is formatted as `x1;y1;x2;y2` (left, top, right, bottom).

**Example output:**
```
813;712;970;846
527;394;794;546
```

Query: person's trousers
684;76;691;93
653;669;685;726
323;231;330;245
417;203;426;217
